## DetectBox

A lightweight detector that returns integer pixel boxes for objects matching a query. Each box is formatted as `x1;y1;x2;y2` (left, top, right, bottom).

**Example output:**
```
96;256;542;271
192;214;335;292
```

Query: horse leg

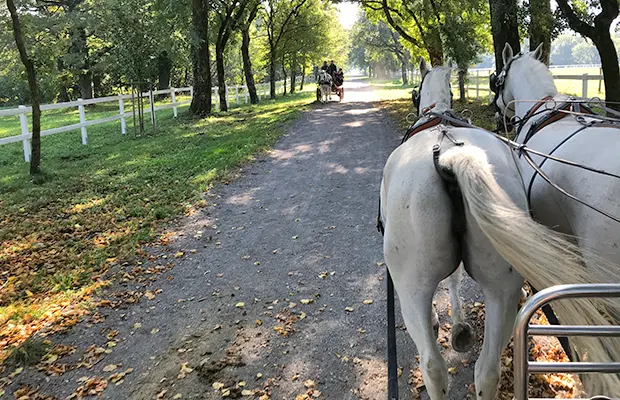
391;266;451;400
445;264;475;352
474;282;521;400
385;235;458;399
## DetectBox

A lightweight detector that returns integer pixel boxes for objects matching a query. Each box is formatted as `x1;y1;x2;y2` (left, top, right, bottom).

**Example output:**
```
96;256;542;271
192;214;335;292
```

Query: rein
491;56;620;223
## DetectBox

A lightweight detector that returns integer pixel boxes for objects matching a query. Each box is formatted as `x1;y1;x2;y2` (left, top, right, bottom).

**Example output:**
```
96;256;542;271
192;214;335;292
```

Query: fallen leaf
256;373;263;379
242;389;254;396
363;299;373;305
212;382;225;390
235;302;245;308
151;328;160;334
133;323;142;329
292;236;298;240
303;380;316;389
448;367;457;375
173;394;182;399
144;291;156;300
103;364;118;372
300;299;314;305
344;307;354;312
175;251;184;258
377;261;385;267
178;363;193;379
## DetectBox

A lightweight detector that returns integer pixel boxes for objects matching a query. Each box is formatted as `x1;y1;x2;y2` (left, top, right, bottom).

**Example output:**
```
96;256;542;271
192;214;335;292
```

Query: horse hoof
451;322;475;353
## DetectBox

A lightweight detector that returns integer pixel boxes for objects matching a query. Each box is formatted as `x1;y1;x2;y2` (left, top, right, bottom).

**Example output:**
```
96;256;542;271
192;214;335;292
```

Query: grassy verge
0;89;314;361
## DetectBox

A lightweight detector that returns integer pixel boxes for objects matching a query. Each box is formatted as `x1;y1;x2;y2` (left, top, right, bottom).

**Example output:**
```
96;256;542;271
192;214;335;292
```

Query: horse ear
532;42;544;61
419;57;429;77
502;43;514;66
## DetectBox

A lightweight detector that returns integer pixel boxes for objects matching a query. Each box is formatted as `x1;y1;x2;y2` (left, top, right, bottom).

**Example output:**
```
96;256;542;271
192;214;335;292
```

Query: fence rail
1;81;288;162
411;70;604;103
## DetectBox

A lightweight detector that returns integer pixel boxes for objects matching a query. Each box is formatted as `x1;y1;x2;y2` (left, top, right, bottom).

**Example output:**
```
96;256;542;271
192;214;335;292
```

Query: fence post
226;86;230;109
19;105;31;162
149;87;156;127
476;70;480;100
118;95;127;134
78;99;88;145
190;86;194;98
582;73;588;98
171;88;178;117
235;86;239;105
244;85;249;104
214;88;220;111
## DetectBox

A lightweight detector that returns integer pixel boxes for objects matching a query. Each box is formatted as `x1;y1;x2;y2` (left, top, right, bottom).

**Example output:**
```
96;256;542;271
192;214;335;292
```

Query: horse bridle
490;53;524;129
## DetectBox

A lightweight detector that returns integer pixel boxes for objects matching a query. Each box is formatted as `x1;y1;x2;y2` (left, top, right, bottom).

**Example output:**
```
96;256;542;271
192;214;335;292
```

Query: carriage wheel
316;88;321;102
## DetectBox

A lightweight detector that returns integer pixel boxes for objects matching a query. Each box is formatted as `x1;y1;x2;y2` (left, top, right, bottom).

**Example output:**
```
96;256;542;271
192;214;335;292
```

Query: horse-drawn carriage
316;70;344;103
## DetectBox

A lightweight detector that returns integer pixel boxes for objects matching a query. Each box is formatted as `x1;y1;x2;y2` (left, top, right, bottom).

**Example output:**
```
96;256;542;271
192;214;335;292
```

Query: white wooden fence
1;81;287;162
412;69;604;103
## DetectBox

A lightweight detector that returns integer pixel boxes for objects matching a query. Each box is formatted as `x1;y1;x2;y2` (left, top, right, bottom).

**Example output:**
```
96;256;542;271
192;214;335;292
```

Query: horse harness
377;108;473;400
490;54;620;224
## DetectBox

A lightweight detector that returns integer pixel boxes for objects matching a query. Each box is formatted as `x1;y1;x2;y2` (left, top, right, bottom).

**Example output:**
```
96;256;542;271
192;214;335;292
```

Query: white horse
380;58;620;399
317;70;332;103
494;43;620;394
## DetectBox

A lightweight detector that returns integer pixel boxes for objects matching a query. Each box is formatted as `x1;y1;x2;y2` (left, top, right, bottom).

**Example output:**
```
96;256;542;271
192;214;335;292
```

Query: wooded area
4;0;620;175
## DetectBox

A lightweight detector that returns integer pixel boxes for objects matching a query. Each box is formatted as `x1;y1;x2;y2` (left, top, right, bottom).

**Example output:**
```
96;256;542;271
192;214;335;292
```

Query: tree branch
379;0;422;48
555;0;595;38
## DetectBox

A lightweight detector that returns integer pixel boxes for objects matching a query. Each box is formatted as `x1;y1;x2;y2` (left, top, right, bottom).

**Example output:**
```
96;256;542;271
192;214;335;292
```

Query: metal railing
514;284;620;400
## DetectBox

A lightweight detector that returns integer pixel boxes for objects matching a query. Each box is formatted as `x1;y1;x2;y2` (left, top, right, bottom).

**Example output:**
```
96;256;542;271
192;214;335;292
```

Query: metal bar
530;362;620;374
530;325;620;337
514;284;620;400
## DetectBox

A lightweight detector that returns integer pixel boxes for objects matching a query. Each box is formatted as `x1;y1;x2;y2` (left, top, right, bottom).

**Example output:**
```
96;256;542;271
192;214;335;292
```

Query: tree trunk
282;62;287;96
216;41;228;111
7;0;41;175
594;31;620;109
241;17;259;104
458;69;466;101
93;73;103;97
489;0;521;71
290;63;297;94
300;66;305;90
269;43;277;99
57;59;70;102
529;0;552;65
70;25;93;99
157;51;172;90
189;0;212;115
400;58;408;85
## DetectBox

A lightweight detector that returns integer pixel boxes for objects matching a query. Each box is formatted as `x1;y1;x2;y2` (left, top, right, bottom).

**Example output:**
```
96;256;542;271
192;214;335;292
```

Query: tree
351;15;410;83
189;0;212;115
527;0;553;65
241;2;260;104
361;0;444;66
488;0;520;71
213;0;252;112
555;0;620;108
263;0;309;99
6;0;42;175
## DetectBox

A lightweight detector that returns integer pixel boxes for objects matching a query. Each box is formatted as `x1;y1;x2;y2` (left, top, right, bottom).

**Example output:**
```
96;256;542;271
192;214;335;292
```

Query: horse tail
439;145;620;394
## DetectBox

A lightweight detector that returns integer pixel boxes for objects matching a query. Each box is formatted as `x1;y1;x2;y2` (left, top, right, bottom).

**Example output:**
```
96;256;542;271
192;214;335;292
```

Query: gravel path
5;78;485;400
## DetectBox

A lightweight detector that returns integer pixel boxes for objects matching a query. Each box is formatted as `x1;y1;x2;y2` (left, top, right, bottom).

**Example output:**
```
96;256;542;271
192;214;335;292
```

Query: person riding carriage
316;60;344;102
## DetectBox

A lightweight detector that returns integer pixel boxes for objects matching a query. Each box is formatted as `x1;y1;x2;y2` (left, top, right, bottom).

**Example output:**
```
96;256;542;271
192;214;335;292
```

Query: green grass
0;88;314;358
368;78;416;101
